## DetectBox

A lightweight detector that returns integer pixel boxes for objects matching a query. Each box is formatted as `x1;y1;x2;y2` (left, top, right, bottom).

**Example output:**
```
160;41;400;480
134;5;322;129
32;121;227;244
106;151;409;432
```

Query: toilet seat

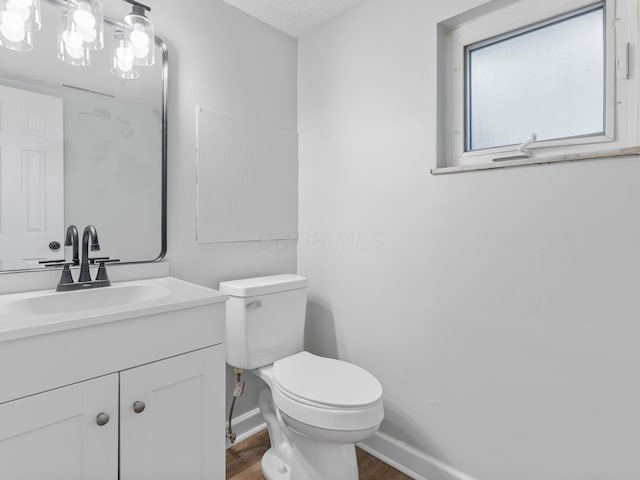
270;352;384;431
274;352;382;408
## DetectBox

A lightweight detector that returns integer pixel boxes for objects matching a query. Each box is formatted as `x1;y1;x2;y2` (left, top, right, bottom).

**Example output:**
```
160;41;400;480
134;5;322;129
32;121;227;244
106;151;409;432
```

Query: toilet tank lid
219;274;307;297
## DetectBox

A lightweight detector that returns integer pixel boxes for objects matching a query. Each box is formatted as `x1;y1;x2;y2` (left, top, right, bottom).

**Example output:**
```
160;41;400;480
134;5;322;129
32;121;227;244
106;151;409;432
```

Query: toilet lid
273;352;382;408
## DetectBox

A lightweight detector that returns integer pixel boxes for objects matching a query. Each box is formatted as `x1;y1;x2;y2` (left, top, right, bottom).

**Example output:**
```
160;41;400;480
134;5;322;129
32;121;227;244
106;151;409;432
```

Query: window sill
431;147;640;175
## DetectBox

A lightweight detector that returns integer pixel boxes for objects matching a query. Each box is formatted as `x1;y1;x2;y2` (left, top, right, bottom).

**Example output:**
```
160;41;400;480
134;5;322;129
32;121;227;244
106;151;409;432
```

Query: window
437;0;638;172
466;4;604;151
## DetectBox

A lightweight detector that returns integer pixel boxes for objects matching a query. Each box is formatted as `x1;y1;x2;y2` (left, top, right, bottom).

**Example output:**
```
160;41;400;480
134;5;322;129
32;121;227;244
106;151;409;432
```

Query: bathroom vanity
0;2;230;478
0;277;227;480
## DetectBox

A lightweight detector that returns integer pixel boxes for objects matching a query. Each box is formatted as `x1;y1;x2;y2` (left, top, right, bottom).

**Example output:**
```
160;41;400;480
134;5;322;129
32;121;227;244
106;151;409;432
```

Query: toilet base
262;448;291;480
261;442;358;480
254;367;372;480
261;440;359;480
289;434;358;480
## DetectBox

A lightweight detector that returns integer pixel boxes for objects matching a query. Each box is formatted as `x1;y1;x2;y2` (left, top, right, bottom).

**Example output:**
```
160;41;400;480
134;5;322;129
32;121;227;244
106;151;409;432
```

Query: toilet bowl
254;354;383;480
219;275;384;480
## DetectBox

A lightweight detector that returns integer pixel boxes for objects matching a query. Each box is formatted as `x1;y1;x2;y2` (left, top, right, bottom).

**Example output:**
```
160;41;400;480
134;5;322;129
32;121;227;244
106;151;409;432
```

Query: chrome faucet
79;225;101;283
64;225;80;266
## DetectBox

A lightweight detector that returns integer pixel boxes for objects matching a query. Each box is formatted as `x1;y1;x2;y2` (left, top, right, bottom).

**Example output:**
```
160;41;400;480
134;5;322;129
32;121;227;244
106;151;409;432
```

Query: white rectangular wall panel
196;107;298;243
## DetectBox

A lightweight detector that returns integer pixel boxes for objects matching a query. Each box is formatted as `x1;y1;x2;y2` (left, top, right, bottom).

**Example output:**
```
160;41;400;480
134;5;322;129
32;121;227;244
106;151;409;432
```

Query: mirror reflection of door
0;84;64;270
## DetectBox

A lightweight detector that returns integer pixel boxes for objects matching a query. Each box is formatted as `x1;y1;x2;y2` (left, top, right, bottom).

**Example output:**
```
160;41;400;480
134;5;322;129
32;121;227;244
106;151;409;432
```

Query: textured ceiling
221;0;367;37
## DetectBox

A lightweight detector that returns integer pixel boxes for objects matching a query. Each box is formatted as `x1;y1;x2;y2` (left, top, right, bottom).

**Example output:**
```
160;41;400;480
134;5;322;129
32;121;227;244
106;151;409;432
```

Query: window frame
440;0;637;170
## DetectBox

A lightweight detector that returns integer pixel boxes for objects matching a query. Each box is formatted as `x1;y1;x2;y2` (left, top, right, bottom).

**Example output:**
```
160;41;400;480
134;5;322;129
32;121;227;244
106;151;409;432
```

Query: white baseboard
226;407;267;449
358;431;478;480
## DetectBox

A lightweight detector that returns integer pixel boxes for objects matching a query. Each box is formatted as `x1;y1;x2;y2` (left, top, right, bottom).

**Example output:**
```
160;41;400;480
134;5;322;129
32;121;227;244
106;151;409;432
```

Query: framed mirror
0;0;167;272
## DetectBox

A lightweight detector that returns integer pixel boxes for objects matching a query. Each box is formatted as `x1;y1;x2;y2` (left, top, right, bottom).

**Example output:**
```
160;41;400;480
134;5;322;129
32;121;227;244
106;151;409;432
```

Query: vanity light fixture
57;9;90;65
123;0;153;67
110;0;153;79
0;0;41;51
2;0;154;79
110;28;138;78
57;0;103;65
65;0;103;49
57;0;103;67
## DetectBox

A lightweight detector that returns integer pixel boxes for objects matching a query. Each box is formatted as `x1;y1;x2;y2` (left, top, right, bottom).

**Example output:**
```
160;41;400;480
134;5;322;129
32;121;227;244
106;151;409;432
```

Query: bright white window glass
466;5;605;151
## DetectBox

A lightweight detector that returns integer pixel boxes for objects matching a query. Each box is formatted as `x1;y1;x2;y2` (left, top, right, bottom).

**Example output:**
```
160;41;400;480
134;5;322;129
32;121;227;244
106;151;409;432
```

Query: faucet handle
39;259;65;265
88;256;110;265
89;257;120;265
41;260;75;268
54;263;76;291
95;259;119;284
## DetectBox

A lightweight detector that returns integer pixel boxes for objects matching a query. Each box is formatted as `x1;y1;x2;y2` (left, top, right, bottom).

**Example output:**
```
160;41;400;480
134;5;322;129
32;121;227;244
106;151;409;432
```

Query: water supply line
226;368;244;444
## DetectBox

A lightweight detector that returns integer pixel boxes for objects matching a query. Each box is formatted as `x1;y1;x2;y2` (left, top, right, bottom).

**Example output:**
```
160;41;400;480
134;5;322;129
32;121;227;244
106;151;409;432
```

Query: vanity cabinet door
0;374;118;480
119;345;225;480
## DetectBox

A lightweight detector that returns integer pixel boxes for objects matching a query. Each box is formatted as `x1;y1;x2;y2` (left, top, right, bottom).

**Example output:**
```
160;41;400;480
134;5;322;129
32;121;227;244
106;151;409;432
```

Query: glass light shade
0;8;33;50
111;30;139;79
0;0;41;32
124;10;153;67
57;11;90;66
66;0;103;50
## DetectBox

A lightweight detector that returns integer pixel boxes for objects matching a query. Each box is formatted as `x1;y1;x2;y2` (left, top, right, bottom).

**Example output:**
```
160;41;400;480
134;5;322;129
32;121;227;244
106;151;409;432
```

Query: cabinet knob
96;412;110;426
133;401;146;414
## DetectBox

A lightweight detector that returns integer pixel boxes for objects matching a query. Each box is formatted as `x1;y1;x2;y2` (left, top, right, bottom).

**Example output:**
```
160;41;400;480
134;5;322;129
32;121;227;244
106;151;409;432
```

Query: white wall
134;0;298;418
298;1;640;479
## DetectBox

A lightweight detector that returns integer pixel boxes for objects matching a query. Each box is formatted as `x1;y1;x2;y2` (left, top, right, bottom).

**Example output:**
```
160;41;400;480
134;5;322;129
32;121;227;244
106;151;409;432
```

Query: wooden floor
226;429;412;480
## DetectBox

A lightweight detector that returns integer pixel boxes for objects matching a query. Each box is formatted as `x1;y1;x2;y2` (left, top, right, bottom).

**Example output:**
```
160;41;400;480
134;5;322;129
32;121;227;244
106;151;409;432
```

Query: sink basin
0;277;228;344
2;283;171;315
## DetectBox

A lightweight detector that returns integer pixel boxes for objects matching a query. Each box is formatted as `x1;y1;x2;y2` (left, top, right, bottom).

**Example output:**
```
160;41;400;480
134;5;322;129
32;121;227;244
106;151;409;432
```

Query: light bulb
130;24;149;59
115;41;134;72
78;26;96;42
8;6;30;22
132;43;148;59
130;25;149;47
8;0;33;8
73;1;95;30
1;10;25;31
116;56;133;72
6;3;31;22
0;22;25;42
1;11;26;42
64;40;83;59
116;42;133;61
63;29;83;48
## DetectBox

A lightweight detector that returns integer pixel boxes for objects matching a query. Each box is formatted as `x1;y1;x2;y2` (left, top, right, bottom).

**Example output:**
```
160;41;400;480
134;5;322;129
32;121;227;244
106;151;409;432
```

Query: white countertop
0;277;228;343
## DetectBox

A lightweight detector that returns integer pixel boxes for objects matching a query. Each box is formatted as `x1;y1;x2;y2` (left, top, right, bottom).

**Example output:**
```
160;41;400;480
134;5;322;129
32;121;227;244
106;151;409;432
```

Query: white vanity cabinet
120;345;224;480
0;277;228;480
0;346;223;480
0;374;119;480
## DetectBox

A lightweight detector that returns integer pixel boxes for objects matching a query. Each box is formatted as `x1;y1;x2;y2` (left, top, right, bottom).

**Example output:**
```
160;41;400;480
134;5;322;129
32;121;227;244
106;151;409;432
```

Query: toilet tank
219;274;308;370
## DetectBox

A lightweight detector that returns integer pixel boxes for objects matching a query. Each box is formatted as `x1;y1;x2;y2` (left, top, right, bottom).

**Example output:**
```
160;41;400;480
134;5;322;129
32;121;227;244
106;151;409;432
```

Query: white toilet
220;274;384;480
